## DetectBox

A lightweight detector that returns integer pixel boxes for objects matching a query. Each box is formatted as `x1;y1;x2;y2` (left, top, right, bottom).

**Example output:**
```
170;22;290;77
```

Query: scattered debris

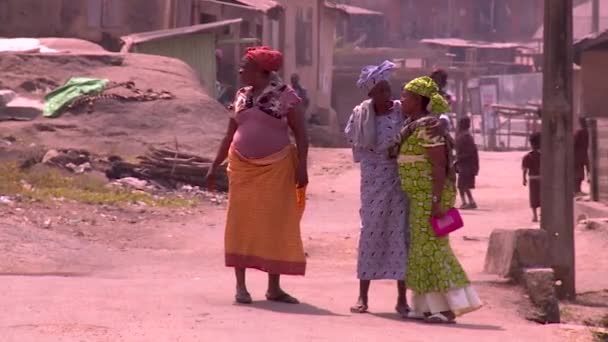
111;177;151;191
20;180;33;192
42;218;53;229
0;196;14;205
45;79;176;117
3;135;17;143
0;89;17;107
106;147;228;192
463;236;481;241
577;218;608;231
40;148;106;175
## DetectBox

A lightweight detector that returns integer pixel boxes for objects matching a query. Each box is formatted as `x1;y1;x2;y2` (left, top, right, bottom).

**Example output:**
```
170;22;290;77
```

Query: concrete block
484;229;551;281
522;268;561;324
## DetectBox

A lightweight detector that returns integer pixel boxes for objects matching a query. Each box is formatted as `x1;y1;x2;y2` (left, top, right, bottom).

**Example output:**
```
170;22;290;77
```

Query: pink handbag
430;208;464;237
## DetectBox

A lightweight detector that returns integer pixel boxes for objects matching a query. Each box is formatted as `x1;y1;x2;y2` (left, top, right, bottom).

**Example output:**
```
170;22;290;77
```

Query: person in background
574;117;590;195
396;76;482;324
345;61;410;316
523;133;541;223
430;69;454;131
455;117;479;209
439;114;452;132
291;74;310;115
207;47;309;305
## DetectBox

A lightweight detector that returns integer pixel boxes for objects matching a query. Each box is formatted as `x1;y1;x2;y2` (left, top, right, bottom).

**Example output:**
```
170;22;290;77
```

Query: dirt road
0;149;604;342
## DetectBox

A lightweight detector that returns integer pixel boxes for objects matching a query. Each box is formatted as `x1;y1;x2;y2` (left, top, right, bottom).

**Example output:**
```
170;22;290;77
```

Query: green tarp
43;77;109;118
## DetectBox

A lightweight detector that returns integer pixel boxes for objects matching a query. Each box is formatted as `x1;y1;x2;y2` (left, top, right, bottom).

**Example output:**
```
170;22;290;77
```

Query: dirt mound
0;49;227;158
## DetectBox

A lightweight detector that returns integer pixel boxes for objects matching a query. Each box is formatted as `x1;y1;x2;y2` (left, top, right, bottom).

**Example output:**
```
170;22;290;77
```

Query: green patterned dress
398;122;482;316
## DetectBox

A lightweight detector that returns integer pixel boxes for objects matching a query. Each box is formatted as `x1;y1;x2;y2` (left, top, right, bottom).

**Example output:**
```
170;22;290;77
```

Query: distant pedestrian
430;69;453;105
522;132;541;222
574;117;590;195
455;117;479;209
439;114;452;132
430;69;454;131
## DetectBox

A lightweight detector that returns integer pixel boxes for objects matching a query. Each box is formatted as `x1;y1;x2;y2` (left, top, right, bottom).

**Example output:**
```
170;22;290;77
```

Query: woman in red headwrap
207;47;309;305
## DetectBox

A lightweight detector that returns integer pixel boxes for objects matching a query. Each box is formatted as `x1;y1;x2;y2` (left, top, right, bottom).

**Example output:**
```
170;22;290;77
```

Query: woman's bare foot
350;297;369;314
235;288;252;304
395;294;410;317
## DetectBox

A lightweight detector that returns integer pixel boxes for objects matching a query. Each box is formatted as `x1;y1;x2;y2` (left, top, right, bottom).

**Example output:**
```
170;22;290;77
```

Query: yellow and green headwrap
403;76;451;114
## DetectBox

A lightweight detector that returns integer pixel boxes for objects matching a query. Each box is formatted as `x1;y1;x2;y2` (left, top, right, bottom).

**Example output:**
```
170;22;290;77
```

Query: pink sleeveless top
231;83;301;159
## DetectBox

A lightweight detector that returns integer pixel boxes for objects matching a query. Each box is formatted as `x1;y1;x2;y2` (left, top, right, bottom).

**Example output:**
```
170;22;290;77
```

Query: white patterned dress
345;101;409;280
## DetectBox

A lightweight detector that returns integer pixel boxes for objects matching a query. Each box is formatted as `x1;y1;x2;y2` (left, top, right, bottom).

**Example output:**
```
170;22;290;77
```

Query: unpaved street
1;149;605;342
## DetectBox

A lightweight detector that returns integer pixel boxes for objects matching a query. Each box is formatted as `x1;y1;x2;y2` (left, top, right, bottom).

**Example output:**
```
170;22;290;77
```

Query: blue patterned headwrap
356;60;396;93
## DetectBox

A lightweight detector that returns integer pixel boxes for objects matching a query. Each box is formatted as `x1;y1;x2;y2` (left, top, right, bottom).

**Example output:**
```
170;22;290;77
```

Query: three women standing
208;47;309;305
345;61;410;315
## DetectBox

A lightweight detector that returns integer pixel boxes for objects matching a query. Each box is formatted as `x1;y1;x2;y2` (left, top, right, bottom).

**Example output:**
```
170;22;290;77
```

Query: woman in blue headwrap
344;61;411;315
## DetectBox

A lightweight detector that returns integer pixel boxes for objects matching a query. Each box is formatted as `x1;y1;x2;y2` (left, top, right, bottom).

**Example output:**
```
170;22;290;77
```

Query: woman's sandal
395;305;411;317
403;311;427;320
350;303;369;314
235;291;253;305
425;313;456;324
266;292;300;304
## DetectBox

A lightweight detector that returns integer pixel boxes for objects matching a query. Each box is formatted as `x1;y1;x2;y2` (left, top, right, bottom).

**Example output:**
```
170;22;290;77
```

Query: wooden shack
574;29;608;204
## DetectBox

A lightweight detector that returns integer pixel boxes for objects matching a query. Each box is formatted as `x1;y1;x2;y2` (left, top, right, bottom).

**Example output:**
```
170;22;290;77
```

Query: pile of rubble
34;147;228;194
106;147;228;192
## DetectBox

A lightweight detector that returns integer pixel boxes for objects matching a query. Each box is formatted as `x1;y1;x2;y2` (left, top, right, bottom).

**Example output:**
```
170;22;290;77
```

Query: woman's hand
296;164;309;188
205;166;217;191
426;120;446;139
431;202;444;218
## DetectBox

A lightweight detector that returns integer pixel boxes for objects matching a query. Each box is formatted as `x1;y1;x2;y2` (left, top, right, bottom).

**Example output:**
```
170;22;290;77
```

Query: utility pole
592;0;600;33
541;0;576;300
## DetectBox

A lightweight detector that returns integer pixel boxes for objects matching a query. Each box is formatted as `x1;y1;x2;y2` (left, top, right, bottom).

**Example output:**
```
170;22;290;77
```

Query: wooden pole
541;0;576;300
592;0;600;33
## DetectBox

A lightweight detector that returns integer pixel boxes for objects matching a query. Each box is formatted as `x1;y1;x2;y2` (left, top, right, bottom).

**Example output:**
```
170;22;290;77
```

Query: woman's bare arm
210;118;238;170
287;105;309;187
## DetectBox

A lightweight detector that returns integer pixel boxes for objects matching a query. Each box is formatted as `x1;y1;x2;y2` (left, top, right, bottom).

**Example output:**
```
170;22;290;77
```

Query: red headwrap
245;46;283;72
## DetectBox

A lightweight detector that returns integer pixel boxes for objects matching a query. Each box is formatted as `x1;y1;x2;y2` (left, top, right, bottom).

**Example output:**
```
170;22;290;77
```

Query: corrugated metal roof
420;38;524;50
231;0;282;12
335;4;383;16
574;28;608;62
121;19;242;47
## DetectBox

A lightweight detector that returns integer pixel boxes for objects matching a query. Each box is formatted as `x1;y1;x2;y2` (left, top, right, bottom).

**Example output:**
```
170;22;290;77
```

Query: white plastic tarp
0;38;58;53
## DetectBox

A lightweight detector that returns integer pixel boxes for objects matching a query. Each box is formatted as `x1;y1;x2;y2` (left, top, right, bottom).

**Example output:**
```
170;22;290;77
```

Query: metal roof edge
121;19;243;48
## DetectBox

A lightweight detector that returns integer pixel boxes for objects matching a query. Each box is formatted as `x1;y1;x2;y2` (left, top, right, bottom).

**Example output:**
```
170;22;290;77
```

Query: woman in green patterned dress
396;77;482;324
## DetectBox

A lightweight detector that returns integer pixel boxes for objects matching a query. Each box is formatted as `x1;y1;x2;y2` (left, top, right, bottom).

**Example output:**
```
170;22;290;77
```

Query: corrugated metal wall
133;33;217;96
594;118;608;204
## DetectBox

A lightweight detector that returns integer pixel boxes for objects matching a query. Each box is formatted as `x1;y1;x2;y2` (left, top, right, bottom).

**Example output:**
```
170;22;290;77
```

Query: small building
0;0;196;51
338;0;544;44
121;19;242;97
334;4;385;48
419;38;536;75
574;29;608;204
198;0;283;48
197;0;344;124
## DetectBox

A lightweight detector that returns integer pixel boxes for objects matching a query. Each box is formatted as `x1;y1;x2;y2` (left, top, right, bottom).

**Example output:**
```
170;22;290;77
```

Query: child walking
522;133;541;222
455;117;479;209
